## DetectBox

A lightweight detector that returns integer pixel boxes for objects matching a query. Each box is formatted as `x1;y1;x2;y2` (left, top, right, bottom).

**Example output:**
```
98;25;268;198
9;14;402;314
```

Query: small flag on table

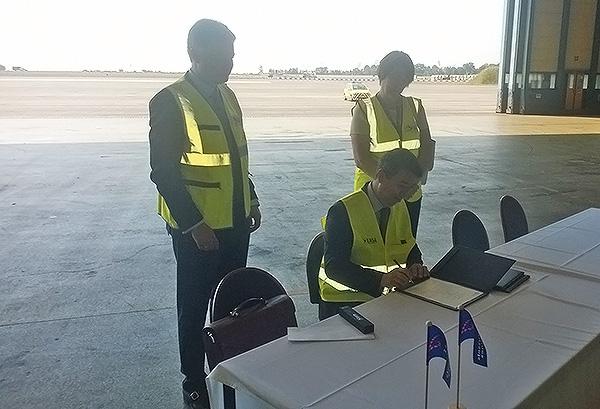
459;309;488;367
427;323;452;387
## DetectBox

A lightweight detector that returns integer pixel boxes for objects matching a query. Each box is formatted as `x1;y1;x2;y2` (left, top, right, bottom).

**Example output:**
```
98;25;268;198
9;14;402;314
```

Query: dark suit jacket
148;72;258;232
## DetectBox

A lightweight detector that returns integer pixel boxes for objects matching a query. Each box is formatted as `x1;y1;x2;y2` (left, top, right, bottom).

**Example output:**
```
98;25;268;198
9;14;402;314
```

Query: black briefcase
202;294;297;370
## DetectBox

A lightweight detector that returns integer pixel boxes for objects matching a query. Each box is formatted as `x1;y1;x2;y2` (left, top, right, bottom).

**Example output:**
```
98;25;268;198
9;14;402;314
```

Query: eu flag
459;309;488;367
427;323;452;388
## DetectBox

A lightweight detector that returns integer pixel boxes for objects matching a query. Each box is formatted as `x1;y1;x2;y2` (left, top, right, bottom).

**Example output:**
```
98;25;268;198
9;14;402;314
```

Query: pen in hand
394;259;414;285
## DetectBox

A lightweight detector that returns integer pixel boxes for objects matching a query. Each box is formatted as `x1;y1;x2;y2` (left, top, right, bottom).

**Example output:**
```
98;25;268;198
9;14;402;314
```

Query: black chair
210;267;290;321
306;232;356;320
207;267;296;409
306;232;325;305
500;195;529;242
452;210;490;251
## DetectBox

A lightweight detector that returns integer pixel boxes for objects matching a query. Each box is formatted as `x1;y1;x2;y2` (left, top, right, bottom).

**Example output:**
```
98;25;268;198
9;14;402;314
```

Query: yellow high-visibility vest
318;189;416;303
354;95;422;201
157;78;251;230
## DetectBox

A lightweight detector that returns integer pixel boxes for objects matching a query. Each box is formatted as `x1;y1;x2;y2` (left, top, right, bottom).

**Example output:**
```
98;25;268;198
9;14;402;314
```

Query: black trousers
406;197;422;238
169;222;250;386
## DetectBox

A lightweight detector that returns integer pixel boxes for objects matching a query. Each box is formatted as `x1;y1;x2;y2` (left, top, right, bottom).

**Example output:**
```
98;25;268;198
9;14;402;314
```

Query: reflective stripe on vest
364;96;421;153
156;78;251;230
318;189;416;303
354;96;423;201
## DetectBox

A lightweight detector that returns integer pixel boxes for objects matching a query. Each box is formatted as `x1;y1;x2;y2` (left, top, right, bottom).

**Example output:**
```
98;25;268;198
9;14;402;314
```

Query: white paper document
402;278;486;310
287;319;375;342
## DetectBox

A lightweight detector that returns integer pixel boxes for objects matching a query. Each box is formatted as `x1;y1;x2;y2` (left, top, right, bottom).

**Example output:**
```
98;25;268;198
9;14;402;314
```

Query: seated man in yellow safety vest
319;148;429;319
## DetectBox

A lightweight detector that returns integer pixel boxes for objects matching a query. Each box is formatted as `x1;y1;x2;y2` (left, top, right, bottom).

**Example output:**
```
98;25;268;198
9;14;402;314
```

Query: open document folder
401;277;486;310
400;246;518;310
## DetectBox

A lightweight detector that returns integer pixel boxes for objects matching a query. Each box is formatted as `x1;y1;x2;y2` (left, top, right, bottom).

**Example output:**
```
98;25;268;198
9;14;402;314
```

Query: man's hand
380;268;412;290
249;205;261;233
191;223;219;251
407;263;430;282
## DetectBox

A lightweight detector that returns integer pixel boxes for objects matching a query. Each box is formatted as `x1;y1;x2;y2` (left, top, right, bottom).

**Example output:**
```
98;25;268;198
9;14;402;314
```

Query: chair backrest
306;232;325;305
500;195;529;242
210;267;289;322
452;210;490;251
205;268;296;408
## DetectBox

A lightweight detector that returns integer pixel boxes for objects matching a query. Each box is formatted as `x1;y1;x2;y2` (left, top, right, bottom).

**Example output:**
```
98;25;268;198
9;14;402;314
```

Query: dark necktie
378;207;390;240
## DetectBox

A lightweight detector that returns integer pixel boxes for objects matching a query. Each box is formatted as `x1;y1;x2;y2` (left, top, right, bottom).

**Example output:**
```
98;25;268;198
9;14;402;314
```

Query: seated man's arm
406;243;423;267
323;201;384;298
406;243;430;282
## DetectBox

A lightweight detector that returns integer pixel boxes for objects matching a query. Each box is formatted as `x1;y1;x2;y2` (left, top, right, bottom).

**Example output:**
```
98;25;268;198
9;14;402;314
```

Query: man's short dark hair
187;19;235;55
377;148;423;179
377;51;415;82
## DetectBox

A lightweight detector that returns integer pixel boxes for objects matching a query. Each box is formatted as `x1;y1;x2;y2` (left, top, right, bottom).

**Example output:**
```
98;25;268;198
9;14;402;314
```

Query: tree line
268;63;497;76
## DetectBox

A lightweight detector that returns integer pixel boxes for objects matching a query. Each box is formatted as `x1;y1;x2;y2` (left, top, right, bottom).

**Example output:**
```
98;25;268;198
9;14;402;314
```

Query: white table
490;208;600;280
207;262;600;409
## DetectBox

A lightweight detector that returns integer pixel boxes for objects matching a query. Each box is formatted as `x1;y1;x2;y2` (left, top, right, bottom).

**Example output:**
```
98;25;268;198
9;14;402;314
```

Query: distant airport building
497;0;600;115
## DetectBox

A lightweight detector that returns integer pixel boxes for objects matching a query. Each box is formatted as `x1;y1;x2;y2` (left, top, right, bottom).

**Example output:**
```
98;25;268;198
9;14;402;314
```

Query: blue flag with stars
459;309;488;367
427;324;452;388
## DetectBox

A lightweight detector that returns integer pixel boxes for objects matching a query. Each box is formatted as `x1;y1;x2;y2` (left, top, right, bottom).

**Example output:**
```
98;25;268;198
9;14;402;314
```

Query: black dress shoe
182;388;210;409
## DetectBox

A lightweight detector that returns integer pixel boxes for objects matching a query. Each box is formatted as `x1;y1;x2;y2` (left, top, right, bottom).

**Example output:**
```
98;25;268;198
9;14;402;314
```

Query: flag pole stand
452;334;463;409
447;350;466;409
425;321;431;409
451;310;466;409
425;362;430;409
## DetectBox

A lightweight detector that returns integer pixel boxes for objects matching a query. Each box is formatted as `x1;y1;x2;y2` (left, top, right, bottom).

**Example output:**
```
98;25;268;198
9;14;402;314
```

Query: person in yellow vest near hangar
148;19;261;409
319;148;429;319
350;51;435;239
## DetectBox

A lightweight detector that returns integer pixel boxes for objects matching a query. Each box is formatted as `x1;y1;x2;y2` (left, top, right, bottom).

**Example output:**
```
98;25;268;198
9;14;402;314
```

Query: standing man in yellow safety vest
319;148;429;319
350;51;435;239
148;19;261;409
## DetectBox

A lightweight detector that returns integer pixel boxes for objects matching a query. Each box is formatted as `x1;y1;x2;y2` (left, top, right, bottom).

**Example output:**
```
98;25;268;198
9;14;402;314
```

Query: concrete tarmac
2;74;599;142
1;74;599;408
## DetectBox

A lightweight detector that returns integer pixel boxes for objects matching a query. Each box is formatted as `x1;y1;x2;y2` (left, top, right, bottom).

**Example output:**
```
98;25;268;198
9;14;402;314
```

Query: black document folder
400;246;526;310
430;246;517;293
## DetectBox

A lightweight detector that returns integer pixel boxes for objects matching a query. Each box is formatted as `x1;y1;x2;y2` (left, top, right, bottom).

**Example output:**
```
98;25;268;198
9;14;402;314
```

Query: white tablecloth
207;264;600;409
490;208;600;280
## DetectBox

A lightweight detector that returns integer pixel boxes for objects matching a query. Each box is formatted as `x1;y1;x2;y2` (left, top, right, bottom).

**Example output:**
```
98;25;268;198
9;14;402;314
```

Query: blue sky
1;0;505;72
